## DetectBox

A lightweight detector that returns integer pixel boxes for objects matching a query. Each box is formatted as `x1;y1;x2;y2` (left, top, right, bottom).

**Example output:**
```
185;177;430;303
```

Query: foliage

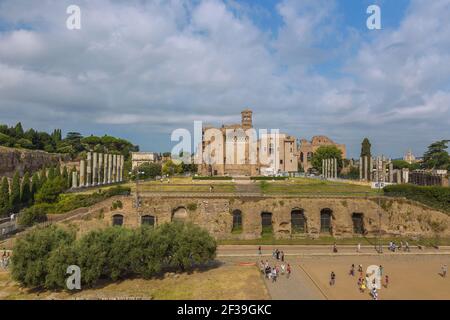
135;162;162;180
392;160;420;171
0;177;10;217
360;138;372;158
10;171;21;213
193;176;233;180
422;140;450;170
162;160;183;176
384;184;450;213
10;226;75;288
250;176;287;181
11;223;216;290
311;146;343;172
20;172;32;207
18;204;50;226
34;176;67;204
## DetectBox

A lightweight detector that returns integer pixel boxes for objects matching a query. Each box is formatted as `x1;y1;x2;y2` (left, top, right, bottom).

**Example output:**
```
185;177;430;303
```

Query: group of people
272;248;285;262
330;264;389;300
388;241;410;252
1;250;10;270
260;260;291;282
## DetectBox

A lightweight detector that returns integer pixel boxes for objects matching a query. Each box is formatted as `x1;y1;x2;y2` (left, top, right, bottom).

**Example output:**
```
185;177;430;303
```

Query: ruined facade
299;136;347;172
72;194;450;240
131;152;161;170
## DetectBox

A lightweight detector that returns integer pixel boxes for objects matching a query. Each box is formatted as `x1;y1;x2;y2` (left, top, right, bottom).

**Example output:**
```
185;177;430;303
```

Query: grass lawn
136;184;236;193
259;179;380;196
0;264;268;300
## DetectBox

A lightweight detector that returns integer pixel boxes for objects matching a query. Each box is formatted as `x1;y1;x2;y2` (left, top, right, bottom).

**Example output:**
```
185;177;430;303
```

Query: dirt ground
0;264;269;300
300;255;450;300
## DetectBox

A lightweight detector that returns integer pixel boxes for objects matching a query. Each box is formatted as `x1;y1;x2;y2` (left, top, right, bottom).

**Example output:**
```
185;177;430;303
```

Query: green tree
10;171;21;212
20;172;32;207
34;177;66;204
14;122;24;138
136;163;162;180
422;140;450;170
311;146;343;173
39;168;47;188
45;243;78;290
162;160;183;176
0;177;10;217
360;138;372;158
31;172;40;202
10;226;75;288
47;166;56;181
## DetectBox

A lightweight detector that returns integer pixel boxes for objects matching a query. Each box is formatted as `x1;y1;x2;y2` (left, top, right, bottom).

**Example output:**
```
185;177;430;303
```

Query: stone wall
0;146;71;178
76;195;450;240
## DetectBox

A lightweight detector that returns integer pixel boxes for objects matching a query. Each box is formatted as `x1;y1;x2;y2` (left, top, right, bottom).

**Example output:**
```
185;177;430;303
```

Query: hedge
384;184;450;213
193;176;233;180
251;176;288;181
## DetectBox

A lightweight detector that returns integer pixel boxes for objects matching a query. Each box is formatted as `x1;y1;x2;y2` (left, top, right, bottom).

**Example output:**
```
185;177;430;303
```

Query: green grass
259;179;380;196
138;184;236;193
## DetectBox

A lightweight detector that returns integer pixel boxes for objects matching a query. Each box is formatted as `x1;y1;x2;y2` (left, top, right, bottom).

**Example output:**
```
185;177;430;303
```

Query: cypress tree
39;168;47;188
31;172;39;203
21;172;32;207
47;166;56;181
62;166;69;188
0;177;10;217
10;171;21;213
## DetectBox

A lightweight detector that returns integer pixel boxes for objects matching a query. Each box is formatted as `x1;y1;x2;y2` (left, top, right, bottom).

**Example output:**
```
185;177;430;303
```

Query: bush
11;226;75;288
34;177;66;204
251;176;287;181
18;204;51;226
384;184;450;213
11;222;217;290
193;176;232;180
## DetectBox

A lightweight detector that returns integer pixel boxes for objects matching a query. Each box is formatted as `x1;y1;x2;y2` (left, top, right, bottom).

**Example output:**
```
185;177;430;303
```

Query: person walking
281;263;286;275
333;243;338;253
281;251;285;262
350;264;355;277
442;264;448;278
357;243;361;253
379;265;384;277
384;275;389;288
287;264;291;279
330;271;336;286
258;246;262;255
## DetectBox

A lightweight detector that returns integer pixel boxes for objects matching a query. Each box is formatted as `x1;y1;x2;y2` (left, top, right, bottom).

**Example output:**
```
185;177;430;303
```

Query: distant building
131;152;161;170
298;136;346;172
403;149;417;164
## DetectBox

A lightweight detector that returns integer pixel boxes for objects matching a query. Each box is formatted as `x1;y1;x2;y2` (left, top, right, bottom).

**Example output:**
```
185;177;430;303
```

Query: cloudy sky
0;0;449;158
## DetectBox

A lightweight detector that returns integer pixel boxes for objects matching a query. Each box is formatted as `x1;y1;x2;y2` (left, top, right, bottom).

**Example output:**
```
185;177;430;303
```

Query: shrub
384;184;450;213
193;176;233;180
10;226;75;288
18;204;51;226
251;176;287;181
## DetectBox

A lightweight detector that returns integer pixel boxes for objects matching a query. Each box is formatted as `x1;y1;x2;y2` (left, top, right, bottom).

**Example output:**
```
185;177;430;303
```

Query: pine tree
14;122;24;138
21;172;32;207
10;171;21;213
0;177;10;217
31;172;39;203
360;138;372;158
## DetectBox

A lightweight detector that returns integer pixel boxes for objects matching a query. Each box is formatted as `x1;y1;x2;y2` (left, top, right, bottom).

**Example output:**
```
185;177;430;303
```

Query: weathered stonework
0;146;70;178
72;195;450;240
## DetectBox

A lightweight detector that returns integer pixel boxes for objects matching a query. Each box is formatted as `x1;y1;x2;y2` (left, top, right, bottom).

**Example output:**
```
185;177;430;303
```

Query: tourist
405;241;410;252
272;249;276;259
349;264;355;277
371;287;378;300
384;275;389;288
358;264;363;273
276;249;280;260
379;265;384;277
330;271;336;286
399;241;403;251
281;263;286;275
333;243;338;253
258;246;262;255
357;243;361;253
271;267;277;282
281;251;285;262
287;264;292;279
442;264;448;278
360;280;366;293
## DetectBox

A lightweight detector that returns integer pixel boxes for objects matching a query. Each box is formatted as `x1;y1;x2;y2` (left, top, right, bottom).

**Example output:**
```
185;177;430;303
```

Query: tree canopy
422;140;450;170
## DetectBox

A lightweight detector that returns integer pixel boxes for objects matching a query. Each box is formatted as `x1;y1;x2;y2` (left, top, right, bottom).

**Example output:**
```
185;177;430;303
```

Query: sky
0;0;449;158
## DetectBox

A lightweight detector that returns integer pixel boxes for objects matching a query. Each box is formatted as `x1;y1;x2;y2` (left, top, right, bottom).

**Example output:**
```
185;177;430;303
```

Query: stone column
322;159;325;177
98;153;103;185
112;155;117;183
119;155;124;182
359;157;363;180
103;154;108;184
80;160;86;187
107;154;112;184
389;161;394;183
324;158;328;179
72;171;78;189
334;158;338;179
86;152;92;186
93;152;98;186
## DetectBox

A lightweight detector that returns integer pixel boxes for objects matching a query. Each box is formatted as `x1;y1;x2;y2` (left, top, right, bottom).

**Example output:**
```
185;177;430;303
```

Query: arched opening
300;152;304;162
141;215;155;227
352;213;364;234
112;214;124;226
291;209;306;233
231;210;242;233
172;207;188;222
320;209;332;234
261;212;273;235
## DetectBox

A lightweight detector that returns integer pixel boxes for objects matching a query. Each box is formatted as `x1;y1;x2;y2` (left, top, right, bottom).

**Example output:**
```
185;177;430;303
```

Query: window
232;210;242;233
352;213;364;234
261;212;273;235
112;214;124;226
141;215;155;227
291;209;306;233
320;209;332;234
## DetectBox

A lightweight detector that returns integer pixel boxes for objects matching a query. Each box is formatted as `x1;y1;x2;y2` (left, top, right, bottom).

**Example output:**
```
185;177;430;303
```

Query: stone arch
291;208;307;233
141;215;155;227
320;208;333;234
261;212;273;235
172;206;188;222
352;213;364;234
112;213;124;226
231;209;243;233
300;152;304;163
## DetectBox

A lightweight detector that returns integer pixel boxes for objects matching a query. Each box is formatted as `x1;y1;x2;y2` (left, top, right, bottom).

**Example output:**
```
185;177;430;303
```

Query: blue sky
0;0;449;159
